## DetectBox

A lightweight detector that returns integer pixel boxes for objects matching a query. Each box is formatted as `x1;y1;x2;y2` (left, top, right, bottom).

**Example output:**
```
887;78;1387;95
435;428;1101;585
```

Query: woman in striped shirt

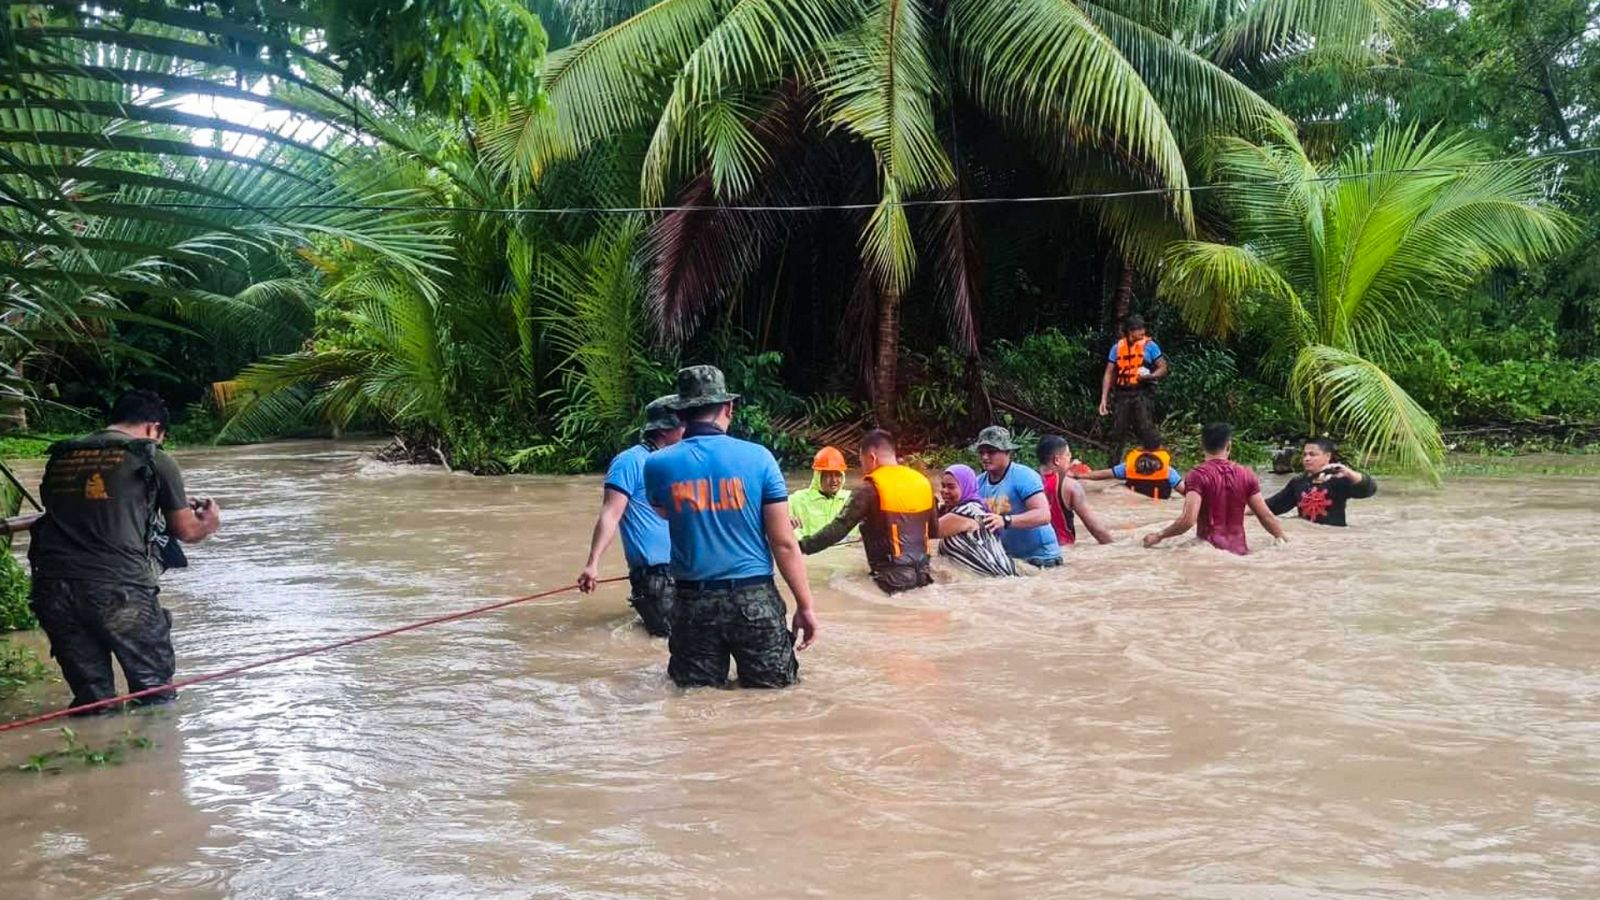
936;464;1019;578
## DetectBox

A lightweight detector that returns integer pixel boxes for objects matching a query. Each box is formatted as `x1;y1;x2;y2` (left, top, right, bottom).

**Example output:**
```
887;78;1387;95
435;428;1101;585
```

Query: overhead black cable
6;145;1597;217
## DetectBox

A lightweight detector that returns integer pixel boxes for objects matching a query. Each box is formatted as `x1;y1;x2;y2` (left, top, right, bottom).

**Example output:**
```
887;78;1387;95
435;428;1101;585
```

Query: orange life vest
1114;337;1150;389
1123;447;1173;499
865;464;937;567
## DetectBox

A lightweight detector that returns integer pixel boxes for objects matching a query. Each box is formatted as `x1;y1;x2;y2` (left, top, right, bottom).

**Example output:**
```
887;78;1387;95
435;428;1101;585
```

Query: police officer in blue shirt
644;365;819;688
577;394;683;636
971;426;1063;568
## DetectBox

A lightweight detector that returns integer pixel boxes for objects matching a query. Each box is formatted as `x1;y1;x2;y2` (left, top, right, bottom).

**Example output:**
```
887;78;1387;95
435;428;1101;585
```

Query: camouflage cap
668;365;741;409
643;394;681;433
969;425;1020;452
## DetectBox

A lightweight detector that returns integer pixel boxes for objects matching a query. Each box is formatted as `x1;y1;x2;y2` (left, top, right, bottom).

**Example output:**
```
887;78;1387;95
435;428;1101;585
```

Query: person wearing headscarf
934;464;1017;577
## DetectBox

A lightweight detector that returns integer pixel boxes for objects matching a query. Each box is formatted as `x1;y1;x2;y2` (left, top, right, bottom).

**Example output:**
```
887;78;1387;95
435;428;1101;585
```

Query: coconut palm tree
486;0;1408;424
1158;123;1571;479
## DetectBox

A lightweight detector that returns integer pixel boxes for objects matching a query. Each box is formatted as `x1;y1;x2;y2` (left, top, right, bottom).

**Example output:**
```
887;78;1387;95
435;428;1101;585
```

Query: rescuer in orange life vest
1097;314;1169;465
1081;435;1187;499
799;430;938;594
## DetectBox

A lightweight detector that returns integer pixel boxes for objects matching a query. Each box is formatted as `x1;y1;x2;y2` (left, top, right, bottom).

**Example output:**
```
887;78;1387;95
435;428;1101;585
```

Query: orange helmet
812;446;848;473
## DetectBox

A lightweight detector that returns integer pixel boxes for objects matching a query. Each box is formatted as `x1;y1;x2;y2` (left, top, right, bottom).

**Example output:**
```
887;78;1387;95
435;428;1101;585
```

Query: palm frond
949;0;1193;225
1291;344;1442;481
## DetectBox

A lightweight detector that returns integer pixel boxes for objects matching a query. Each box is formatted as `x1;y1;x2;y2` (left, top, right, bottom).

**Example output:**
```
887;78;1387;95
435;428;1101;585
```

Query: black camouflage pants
30;578;176;710
628;564;675;638
1107;388;1160;466
668;580;799;689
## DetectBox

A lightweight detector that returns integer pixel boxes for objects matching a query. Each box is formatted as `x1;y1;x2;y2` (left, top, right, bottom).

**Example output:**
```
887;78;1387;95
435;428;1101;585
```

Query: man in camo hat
577;394;684;637
971;425;1062;568
643;365;819;688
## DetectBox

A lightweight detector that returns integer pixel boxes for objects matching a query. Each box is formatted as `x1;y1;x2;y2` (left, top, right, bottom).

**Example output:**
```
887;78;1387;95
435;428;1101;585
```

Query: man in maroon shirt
1143;422;1286;555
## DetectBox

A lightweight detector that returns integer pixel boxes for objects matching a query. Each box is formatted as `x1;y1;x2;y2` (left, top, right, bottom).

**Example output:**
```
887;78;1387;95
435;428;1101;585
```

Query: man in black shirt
1266;438;1376;527
29;390;222;712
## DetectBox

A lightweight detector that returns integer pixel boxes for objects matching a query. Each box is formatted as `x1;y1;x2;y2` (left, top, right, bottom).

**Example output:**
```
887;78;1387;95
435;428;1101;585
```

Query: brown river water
1;441;1596;898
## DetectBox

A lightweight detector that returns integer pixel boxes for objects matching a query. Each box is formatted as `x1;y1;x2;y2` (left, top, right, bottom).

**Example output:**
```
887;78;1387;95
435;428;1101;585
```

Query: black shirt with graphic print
1266;470;1377;527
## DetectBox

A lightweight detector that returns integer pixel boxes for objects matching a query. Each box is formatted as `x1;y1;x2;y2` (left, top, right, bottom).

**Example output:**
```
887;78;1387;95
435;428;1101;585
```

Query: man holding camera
28;390;222;712
1265;438;1377;527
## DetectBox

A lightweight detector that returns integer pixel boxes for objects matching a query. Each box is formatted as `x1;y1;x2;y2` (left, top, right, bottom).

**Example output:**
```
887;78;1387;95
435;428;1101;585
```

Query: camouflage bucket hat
643;394;681;433
668;365;741;409
969;425;1020;452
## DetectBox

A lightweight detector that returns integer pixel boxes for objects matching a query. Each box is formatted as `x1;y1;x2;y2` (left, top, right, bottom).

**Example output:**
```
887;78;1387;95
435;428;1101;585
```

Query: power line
11;144;1599;217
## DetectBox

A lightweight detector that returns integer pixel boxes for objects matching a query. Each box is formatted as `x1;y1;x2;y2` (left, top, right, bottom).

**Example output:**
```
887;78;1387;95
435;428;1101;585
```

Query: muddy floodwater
1;441;1597;898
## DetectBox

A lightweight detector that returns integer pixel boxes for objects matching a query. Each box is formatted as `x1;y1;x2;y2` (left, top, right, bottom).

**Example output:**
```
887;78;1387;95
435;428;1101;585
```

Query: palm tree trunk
872;285;901;429
1113;256;1135;329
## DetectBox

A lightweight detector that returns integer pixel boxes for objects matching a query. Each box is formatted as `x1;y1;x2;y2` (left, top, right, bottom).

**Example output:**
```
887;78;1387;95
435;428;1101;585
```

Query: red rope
0;576;625;735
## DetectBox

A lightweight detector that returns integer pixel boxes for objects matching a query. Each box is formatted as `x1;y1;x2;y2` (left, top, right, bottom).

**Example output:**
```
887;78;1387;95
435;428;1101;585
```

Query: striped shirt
938;502;1019;578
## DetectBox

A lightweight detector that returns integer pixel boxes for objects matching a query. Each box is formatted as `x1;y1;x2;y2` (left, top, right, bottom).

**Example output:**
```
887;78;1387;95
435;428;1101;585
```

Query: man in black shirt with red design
1266;438;1376;527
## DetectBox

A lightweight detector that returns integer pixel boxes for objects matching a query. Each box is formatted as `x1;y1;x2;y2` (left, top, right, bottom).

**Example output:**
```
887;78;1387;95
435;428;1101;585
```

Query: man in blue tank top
970;426;1063;568
577;395;683;636
644;366;819;688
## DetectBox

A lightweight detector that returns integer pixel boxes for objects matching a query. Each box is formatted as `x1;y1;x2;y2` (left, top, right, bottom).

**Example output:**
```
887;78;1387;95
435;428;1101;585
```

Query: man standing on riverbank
644;366;819;688
577;395;683;636
28;390;221;712
972;426;1062;568
1266;438;1377;527
1098;315;1169;465
1144;422;1285;555
799;430;938;594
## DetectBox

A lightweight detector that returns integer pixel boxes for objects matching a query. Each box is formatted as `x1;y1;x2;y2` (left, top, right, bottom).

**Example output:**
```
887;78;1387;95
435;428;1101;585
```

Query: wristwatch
1001;515;1012;529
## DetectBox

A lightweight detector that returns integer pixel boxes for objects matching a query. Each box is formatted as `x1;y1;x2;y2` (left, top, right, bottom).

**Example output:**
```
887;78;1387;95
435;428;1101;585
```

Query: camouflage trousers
1107;388;1160;466
627;564;675;638
668;579;799;689
30;578;176;711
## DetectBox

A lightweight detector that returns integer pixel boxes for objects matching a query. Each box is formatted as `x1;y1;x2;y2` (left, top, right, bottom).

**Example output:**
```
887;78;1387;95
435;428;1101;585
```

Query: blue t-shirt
1107;339;1163;364
978;462;1062;562
644;430;789;581
1111;462;1184;489
604;444;670;569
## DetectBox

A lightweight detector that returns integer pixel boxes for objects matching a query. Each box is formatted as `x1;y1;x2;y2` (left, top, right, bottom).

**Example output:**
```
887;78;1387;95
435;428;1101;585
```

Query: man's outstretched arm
1065;479;1114;544
578;490;629;592
799;486;874;555
1247;492;1287;543
1144;492;1201;548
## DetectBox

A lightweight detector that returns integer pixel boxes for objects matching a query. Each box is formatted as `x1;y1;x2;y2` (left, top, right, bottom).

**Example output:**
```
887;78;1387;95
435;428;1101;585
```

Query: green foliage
1161;124;1572;479
316;0;548;118
0;1;465;433
0;434;61;461
985;330;1099;428
0;638;46;699
1158;343;1299;436
489;0;1394;422
0;553;34;633
1390;328;1600;423
17;727;154;773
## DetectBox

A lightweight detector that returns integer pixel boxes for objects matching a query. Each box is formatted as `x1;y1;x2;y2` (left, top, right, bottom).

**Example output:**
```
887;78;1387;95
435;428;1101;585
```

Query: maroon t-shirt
1184;458;1260;556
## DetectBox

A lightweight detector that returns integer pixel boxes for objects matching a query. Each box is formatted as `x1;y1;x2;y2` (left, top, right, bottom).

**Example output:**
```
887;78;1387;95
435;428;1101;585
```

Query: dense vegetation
1;0;1597;484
